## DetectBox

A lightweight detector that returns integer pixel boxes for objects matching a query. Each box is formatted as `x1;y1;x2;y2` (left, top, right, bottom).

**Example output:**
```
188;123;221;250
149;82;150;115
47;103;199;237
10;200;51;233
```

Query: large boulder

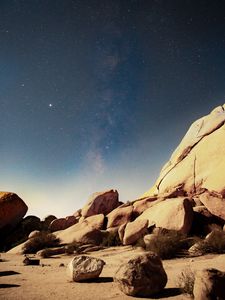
114;252;167;297
199;191;225;221
193;268;225;300
42;215;57;230
132;196;159;215
55;219;103;245
81;214;105;230
143;105;225;202
49;218;68;232
107;205;133;229
49;216;77;232
81;189;119;218
137;197;193;234
67;255;105;282
123;219;148;245
0;192;28;230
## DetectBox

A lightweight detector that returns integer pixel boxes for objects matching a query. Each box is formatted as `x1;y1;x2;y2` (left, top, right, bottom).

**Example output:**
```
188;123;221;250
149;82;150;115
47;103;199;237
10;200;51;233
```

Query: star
49;103;53;107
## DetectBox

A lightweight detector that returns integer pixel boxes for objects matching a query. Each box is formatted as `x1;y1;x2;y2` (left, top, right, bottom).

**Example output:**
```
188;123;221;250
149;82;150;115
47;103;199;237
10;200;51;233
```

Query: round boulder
114;252;167;297
81;189;119;217
67;255;105;282
42;215;57;230
28;230;41;239
193;268;225;300
0;192;28;230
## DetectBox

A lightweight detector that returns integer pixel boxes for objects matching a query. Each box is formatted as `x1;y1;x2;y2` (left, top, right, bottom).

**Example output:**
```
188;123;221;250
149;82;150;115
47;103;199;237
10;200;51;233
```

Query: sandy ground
1;246;225;300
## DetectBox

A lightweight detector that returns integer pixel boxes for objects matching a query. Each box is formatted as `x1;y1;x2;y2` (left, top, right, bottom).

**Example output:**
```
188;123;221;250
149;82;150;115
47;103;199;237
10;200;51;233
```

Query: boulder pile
5;105;225;255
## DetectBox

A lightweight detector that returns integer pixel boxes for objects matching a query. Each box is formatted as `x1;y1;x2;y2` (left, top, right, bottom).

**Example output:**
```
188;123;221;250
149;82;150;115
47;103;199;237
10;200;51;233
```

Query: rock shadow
0;271;20;277
0;284;20;288
152;288;182;299
80;276;113;283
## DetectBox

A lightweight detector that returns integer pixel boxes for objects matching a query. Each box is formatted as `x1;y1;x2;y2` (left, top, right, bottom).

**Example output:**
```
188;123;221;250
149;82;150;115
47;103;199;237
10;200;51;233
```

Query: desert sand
1;246;225;300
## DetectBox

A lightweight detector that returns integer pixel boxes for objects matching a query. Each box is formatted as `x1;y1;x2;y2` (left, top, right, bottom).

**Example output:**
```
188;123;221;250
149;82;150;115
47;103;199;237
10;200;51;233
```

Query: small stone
59;263;65;267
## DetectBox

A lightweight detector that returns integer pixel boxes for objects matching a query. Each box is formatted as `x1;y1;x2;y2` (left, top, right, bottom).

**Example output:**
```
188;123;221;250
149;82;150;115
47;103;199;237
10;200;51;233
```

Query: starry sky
1;0;225;218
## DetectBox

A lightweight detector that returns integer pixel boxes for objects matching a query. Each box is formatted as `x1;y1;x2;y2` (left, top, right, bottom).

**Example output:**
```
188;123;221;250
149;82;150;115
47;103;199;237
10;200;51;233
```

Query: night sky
1;0;225;217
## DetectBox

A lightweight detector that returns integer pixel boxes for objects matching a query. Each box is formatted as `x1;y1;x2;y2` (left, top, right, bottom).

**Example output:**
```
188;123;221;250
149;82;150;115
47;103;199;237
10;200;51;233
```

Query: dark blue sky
1;0;225;217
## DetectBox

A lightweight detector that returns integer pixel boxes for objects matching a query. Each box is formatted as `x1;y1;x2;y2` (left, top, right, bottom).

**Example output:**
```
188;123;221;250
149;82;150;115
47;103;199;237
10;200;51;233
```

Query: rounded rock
114;252;167;297
67;255;105;282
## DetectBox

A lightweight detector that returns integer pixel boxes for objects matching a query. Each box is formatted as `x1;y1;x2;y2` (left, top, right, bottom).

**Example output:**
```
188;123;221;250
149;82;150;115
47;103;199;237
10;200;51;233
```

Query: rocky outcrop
28;230;41;239
199;191;225;221
123;219;148;245
55;220;103;245
67;255;105;282
193;268;225;300
137;197;193;234
143;105;225;206
107;205;133;229
81;190;120;218
49;216;77;232
42;215;57;230
114;252;167;297
0;192;28;230
133;196;159;215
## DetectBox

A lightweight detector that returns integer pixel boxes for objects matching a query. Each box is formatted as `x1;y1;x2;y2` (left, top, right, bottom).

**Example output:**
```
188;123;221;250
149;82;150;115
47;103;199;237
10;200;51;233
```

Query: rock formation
137;197;193;234
114;252;167;297
122;219;148;245
141;105;225;222
0;192;28;230
107;204;133;229
67;255;105;282
193;268;225;300
49;216;77;232
81;189;120;217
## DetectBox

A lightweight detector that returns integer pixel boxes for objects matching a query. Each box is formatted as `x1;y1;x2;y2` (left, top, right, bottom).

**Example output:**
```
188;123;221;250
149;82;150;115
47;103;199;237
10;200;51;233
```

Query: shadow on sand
80;277;114;283
0;271;20;277
0;284;20;288
152;288;182;299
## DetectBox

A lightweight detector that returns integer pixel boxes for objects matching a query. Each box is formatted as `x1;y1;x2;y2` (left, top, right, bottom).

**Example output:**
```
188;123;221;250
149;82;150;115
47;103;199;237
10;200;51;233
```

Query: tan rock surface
123;219;148;245
67;255;105;282
49;216;78;232
143;105;225;201
0;192;28;230
193;268;225;300
137;197;193;234
107;205;133;229
54;214;105;244
57;224;103;245
132;196;159;215
199;191;225;221
82;214;105;230
114;252;167;297
81;189;119;218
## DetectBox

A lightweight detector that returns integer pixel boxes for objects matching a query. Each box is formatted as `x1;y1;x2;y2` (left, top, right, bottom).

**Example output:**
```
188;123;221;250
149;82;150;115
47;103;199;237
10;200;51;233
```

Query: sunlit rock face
142;105;225;220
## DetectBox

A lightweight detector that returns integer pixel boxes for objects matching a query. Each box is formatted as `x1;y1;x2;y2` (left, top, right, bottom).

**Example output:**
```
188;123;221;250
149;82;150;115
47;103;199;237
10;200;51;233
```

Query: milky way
1;0;225;217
